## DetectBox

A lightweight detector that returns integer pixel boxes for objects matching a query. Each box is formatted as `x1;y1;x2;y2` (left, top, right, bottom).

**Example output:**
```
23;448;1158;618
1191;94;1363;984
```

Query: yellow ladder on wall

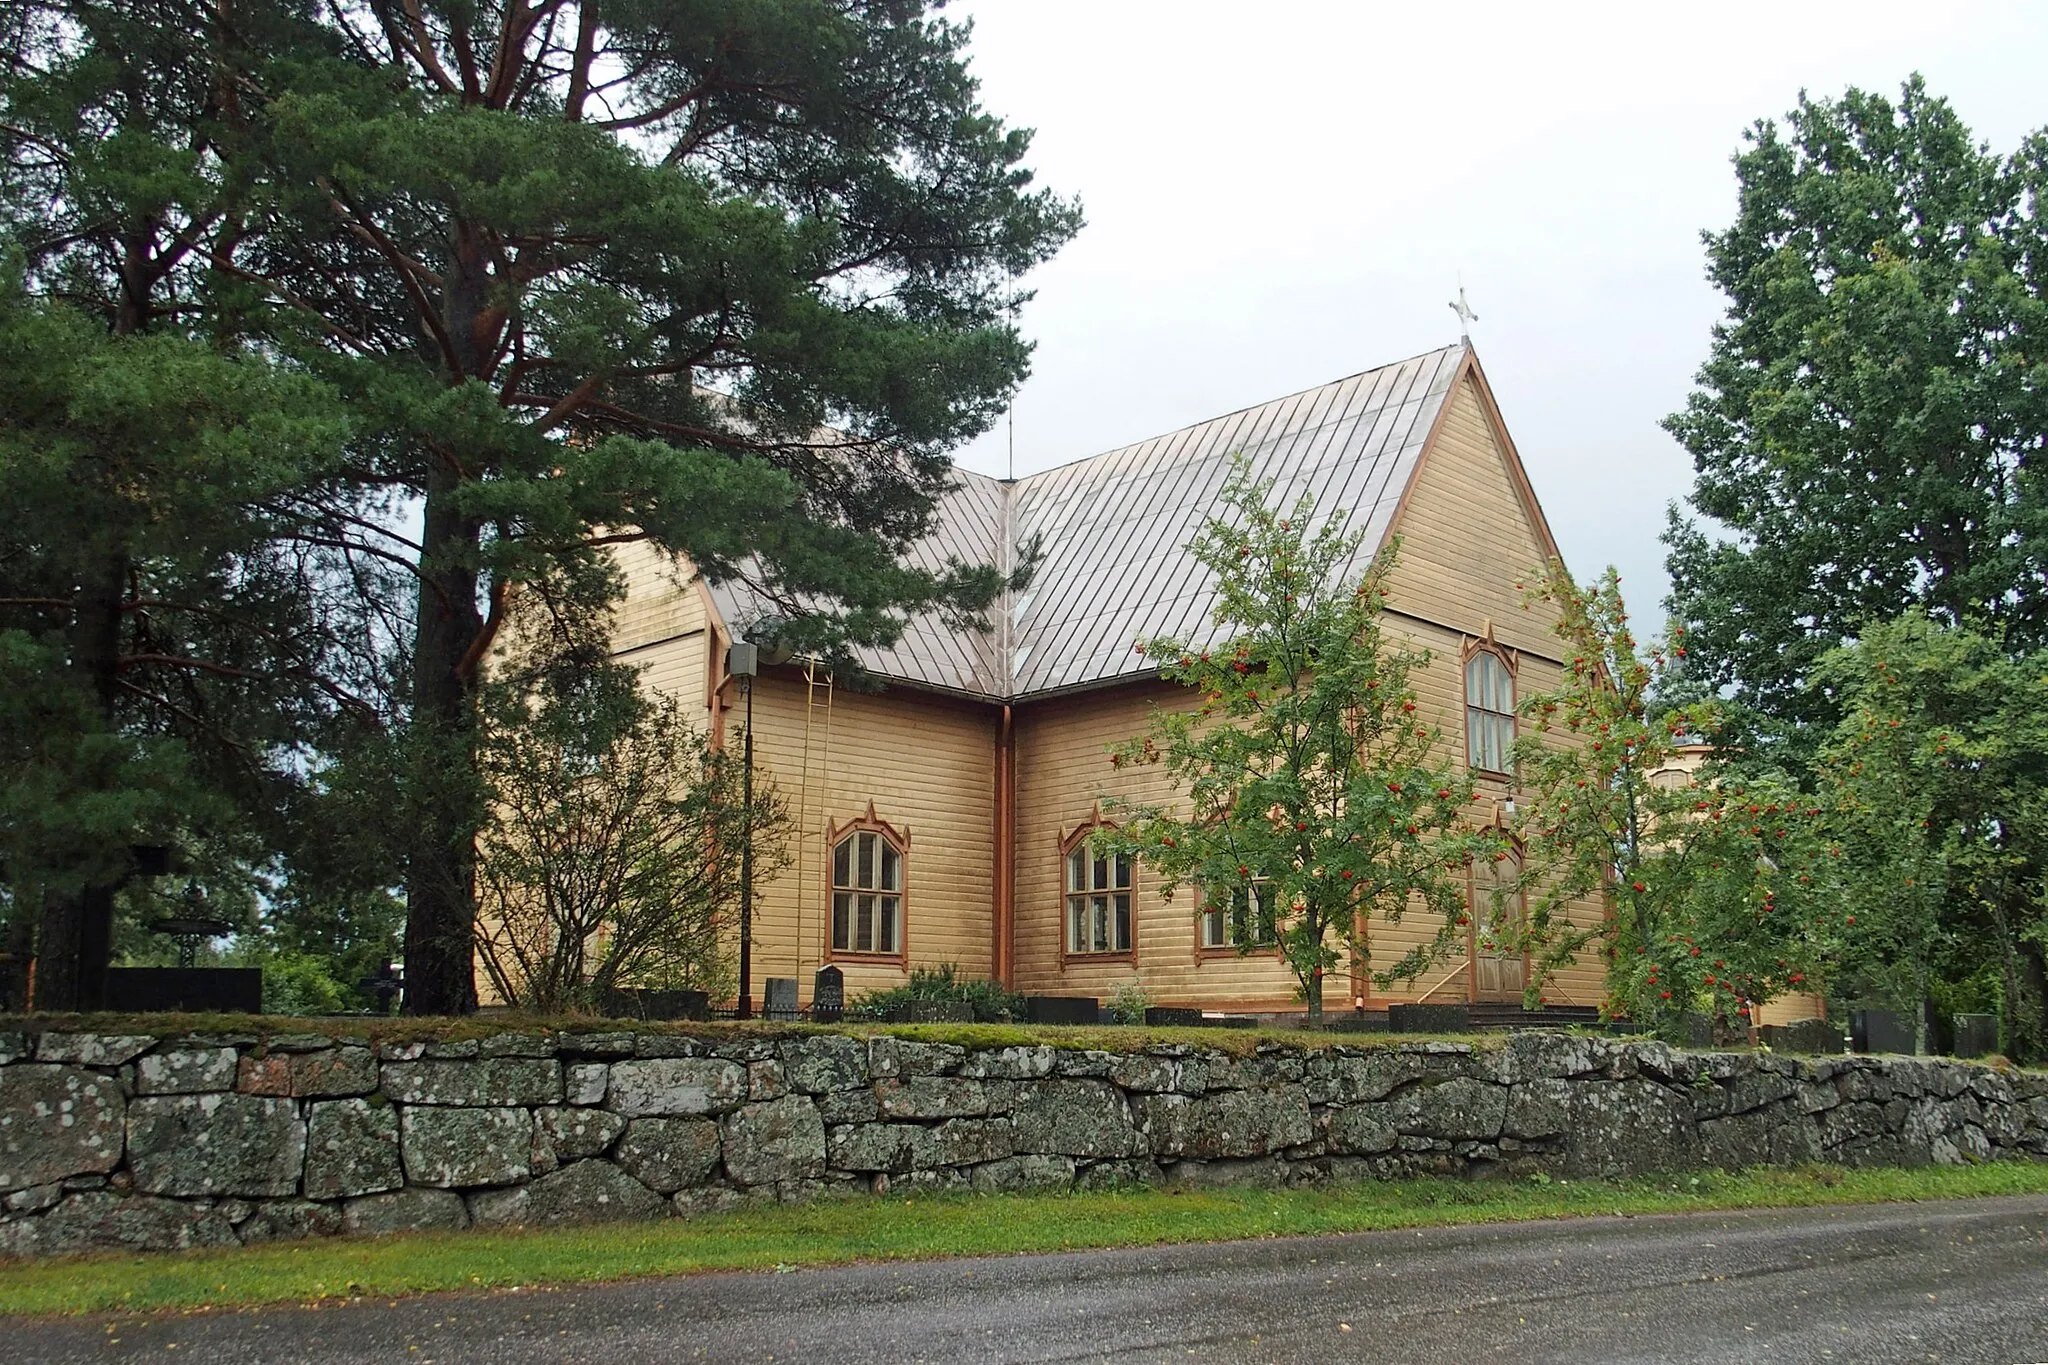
790;659;835;989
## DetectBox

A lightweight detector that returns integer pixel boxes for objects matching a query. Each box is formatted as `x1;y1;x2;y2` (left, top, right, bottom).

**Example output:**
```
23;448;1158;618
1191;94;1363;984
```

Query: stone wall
2;1026;2044;1258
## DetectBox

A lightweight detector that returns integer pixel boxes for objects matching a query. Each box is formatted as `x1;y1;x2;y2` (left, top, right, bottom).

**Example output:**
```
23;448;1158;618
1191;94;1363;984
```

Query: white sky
946;0;2048;618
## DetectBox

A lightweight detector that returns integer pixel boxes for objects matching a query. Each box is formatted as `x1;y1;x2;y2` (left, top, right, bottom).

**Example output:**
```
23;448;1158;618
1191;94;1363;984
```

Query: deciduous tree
1096;465;1493;1024
1511;564;1839;1039
1812;613;2048;1058
473;639;786;1013
1664;77;2048;735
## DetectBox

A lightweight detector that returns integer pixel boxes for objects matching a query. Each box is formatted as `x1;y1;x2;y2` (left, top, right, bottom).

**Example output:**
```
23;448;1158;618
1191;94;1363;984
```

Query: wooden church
599;341;1610;1018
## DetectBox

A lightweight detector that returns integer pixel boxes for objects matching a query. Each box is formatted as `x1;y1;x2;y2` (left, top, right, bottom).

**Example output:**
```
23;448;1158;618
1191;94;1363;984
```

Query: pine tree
0;1;369;1008
246;2;1078;1012
2;2;1079;1012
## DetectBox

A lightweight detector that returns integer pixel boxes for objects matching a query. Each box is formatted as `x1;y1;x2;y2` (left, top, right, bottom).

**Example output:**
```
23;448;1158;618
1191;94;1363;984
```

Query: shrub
854;964;1023;1023
1107;978;1150;1025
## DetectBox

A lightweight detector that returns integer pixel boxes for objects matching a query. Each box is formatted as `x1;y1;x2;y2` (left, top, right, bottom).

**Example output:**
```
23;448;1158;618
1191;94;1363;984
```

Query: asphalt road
11;1194;2048;1364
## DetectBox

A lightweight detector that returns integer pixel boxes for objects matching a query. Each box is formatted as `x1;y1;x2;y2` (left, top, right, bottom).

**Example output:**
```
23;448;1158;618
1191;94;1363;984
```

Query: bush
1107;978;1150;1025
853;964;1024;1023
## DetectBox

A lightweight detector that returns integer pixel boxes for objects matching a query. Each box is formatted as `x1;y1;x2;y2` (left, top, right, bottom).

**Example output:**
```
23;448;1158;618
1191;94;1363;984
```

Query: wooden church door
1471;845;1526;1003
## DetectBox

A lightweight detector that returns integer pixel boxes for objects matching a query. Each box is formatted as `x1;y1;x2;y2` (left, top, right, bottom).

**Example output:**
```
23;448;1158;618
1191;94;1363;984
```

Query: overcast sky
944;0;2048;617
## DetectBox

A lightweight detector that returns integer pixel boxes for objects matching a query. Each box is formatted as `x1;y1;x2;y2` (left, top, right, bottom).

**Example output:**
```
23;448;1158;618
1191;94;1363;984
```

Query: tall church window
1465;647;1515;775
830;815;906;957
1064;820;1133;956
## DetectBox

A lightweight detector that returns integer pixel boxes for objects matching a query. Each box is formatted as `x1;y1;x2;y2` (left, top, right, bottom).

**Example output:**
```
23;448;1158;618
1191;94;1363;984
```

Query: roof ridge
1007;341;1466;486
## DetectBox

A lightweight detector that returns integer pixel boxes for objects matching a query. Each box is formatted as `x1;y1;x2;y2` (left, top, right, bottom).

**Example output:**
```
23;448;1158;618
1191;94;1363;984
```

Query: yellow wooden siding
607;541;719;725
743;675;997;1002
1012;682;1311;1008
1380;373;1606;1008
1757;993;1826;1026
1384;374;1557;656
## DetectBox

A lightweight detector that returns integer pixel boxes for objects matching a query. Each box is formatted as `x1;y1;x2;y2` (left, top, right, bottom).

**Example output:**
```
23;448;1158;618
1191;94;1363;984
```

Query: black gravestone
1387;1003;1470;1034
1024;995;1100;1025
1852;1008;1917;1054
1951;1013;1999;1058
811;966;845;1023
105;967;262;1013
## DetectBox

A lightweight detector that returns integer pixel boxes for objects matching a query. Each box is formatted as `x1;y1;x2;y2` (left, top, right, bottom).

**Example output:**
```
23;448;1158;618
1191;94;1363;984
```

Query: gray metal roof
708;343;1466;701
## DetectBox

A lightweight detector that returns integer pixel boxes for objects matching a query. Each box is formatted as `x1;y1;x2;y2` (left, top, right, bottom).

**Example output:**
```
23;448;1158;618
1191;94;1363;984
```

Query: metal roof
708;342;1466;701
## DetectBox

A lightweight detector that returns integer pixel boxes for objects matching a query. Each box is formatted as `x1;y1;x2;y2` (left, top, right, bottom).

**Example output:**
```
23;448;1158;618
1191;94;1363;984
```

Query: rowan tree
1511;563;1840;1039
1095;465;1495;1024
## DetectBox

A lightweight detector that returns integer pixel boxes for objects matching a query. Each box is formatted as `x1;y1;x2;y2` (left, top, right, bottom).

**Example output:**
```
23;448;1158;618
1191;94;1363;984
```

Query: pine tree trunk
33;549;128;1011
398;222;505;1017
401;469;483;1016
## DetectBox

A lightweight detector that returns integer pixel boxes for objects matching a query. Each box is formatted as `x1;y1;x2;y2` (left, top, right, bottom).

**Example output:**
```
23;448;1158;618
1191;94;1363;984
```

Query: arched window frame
825;802;910;963
1462;631;1518;778
1061;807;1135;963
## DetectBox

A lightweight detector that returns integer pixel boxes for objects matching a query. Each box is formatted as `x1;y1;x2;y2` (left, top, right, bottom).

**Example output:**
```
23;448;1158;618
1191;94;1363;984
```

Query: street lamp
727;640;759;1020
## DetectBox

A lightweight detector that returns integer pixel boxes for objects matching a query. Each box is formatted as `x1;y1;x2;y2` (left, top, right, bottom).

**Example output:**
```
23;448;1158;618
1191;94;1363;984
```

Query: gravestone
762;977;800;1021
1852;1008;1917;1055
1143;1006;1203;1027
811;966;845;1023
1951;1013;1999;1059
1024;996;1100;1025
1761;1018;1845;1054
1387;1003;1470;1034
104;968;262;1014
356;961;404;1015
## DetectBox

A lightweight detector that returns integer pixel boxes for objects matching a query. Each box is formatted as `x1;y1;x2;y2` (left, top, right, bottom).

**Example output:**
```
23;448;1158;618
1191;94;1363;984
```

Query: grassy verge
4;1162;2046;1318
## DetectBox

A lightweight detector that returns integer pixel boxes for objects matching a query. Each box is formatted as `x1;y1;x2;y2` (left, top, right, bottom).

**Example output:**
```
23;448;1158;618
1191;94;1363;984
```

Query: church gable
1381;362;1563;656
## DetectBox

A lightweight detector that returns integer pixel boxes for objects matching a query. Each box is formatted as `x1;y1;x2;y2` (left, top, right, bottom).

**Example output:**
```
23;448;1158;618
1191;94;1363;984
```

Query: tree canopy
1509;565;1840;1041
0;0;1077;1012
1664;77;2048;734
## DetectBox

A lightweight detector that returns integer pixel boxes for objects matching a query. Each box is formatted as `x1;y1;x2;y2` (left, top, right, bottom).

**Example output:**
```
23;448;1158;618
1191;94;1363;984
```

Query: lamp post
727;640;759;1019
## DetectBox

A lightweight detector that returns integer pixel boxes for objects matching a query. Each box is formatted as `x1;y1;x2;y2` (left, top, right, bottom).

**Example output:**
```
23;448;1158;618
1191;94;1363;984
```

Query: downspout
994;703;1015;987
993;474;1018;988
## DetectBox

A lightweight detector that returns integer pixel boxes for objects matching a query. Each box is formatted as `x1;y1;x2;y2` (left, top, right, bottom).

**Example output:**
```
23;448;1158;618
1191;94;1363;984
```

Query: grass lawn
4;1161;2047;1319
